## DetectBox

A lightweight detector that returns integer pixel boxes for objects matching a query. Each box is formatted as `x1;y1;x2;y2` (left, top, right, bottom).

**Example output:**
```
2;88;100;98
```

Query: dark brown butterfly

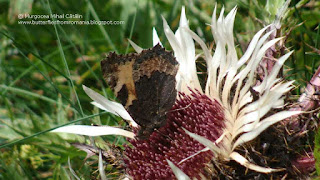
101;44;178;139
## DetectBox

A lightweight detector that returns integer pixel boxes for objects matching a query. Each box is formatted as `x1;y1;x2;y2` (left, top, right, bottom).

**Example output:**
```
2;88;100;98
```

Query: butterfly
101;44;178;139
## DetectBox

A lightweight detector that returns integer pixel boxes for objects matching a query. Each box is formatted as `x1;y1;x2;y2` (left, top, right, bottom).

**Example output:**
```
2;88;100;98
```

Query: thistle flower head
53;5;301;179
158;6;300;173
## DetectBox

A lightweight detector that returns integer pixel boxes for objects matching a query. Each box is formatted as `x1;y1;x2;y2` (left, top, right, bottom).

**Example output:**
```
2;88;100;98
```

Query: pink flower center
124;90;225;179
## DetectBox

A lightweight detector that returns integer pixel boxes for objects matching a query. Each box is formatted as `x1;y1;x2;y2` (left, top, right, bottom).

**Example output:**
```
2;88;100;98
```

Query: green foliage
0;0;319;179
314;124;320;175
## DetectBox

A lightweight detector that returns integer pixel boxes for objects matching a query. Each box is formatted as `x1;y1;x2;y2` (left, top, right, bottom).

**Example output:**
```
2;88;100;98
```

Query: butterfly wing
101;44;178;139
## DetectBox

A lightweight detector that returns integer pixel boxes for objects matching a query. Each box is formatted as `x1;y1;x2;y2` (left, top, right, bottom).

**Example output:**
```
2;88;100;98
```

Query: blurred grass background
0;0;319;179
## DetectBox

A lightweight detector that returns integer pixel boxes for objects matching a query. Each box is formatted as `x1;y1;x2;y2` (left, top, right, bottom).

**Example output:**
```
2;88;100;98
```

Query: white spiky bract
99;150;108;180
162;6;301;173
52;85;137;138
82;85;138;127
167;160;191;180
52;125;135;139
162;7;202;94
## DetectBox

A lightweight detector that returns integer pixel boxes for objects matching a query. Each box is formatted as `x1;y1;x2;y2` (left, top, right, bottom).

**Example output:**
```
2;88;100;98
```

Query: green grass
0;0;319;179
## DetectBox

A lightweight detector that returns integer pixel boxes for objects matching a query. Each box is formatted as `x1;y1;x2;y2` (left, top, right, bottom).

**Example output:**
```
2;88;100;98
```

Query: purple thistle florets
124;90;225;179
